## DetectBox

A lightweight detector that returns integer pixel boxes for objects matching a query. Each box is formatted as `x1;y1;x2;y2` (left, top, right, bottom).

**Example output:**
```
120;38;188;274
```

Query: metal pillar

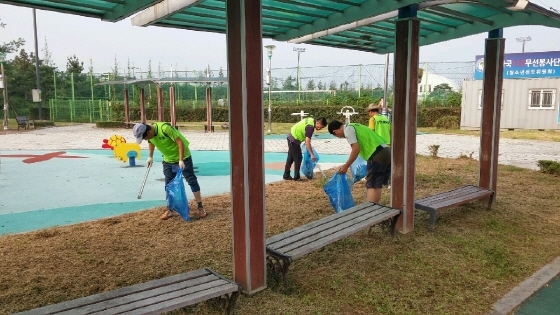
123;88;130;127
169;85;176;127
479;29;505;196
1;60;8;130
226;0;266;294
205;84;213;132
157;85;164;122
139;88;146;124
391;6;420;234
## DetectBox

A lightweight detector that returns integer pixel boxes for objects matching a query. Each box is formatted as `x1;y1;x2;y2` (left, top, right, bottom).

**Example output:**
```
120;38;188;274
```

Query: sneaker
293;177;302;181
160;210;174;220
283;175;293;180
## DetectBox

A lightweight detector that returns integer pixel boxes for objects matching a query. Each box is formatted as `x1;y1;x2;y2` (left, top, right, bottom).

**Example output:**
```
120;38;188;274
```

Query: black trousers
284;140;302;178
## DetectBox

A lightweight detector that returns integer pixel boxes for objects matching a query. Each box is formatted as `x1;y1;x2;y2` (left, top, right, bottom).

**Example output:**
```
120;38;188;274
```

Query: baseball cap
132;123;147;144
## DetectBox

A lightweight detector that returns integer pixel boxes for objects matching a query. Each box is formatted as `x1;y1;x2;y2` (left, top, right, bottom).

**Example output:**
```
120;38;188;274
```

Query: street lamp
265;44;276;133
516;36;531;53
0;52;8;130
293;47;306;104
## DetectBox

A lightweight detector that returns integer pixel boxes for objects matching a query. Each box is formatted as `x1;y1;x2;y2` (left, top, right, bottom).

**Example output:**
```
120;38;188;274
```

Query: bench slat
56;276;225;315
266;202;373;245
120;285;238;315
415;185;482;204
284;208;399;260
270;206;395;253
266;203;400;260
422;190;493;211
13;269;234;315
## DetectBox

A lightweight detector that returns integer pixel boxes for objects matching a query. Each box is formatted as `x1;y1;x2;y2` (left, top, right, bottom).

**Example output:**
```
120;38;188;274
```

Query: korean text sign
474;51;560;80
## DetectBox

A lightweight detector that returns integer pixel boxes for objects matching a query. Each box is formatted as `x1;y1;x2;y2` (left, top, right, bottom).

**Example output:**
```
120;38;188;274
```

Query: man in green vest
133;122;207;220
284;117;328;181
367;103;391;146
327;120;391;204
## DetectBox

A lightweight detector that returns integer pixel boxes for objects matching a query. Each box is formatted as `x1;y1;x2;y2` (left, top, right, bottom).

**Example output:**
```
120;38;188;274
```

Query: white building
461;78;560;130
418;71;459;99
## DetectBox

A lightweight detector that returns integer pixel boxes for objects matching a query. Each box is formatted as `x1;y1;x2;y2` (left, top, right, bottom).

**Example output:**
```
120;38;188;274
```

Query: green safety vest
290;117;315;142
373;114;391;145
349;123;386;160
148;122;191;162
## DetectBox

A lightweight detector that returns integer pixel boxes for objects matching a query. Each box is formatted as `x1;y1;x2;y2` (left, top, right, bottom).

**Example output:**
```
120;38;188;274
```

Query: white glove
178;160;185;170
146;157;153;167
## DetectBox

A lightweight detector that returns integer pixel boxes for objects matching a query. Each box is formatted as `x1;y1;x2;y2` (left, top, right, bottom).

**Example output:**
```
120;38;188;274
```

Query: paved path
1;124;559;170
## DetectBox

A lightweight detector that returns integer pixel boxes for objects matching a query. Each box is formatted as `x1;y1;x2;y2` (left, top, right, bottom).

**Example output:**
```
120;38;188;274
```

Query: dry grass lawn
1;156;560;315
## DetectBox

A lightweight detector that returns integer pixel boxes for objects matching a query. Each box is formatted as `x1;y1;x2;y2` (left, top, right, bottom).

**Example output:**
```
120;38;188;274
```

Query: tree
317;81;324;90
433;83;453;93
306;79;316;91
66;55;84;74
329;80;337;90
41;37;53;67
0;19;25;54
282;75;296;90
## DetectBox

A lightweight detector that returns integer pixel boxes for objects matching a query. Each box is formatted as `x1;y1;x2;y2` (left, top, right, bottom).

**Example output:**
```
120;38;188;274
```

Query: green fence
48;99;115;122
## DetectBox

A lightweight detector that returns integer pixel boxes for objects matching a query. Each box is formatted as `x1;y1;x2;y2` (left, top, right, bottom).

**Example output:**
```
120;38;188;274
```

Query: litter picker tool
137;163;152;199
315;164;327;179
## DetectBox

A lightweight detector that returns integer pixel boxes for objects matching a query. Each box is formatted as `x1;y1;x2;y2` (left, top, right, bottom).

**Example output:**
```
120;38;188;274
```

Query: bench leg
488;193;495;209
266;254;292;286
427;209;437;232
213;291;240;315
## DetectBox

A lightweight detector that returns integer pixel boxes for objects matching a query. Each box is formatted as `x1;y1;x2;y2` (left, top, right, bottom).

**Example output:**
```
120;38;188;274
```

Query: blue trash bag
300;144;320;179
350;156;367;184
165;167;190;221
323;173;355;213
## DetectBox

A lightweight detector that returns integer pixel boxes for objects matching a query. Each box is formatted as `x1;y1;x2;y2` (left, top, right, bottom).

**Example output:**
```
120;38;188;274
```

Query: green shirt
373;114;391;145
349;123;386;160
290;117;315;142
148;122;191;163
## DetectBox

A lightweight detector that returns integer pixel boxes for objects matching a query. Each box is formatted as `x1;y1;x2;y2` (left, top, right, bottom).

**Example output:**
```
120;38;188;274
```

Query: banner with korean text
474;51;560;80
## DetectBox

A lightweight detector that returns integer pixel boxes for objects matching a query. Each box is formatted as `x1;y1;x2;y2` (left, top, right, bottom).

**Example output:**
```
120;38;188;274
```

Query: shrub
537;160;560;175
433;115;460;129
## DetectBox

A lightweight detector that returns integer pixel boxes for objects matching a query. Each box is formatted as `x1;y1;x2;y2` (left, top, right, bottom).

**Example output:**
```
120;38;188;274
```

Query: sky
2;2;560;75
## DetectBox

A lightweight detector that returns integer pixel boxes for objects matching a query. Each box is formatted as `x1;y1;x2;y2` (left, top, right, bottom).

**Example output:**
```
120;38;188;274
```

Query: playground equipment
102;135;141;167
337;106;358;124
291;110;309;120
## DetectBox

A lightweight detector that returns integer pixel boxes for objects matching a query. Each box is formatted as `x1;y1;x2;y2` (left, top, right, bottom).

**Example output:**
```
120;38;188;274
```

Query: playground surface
1;123;559;314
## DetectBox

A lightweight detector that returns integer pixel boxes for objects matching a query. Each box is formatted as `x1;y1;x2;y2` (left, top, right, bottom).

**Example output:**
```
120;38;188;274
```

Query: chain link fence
44;61;474;122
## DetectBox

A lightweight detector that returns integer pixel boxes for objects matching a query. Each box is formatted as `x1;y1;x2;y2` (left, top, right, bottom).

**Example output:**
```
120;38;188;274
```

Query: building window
478;89;504;109
528;89;556;109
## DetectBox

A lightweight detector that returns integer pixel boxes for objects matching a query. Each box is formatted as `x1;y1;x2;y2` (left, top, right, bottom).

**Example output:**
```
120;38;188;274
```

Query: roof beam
288;10;398;43
131;0;203;26
275;0;422;41
429;6;494;25
379;10;560;53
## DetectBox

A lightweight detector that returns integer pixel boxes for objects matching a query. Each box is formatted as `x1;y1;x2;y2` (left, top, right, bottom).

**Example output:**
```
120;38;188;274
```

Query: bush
433;115;460;129
537;160;560;175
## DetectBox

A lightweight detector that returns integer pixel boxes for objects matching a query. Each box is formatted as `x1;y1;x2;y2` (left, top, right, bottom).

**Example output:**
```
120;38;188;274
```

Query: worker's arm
338;143;360;174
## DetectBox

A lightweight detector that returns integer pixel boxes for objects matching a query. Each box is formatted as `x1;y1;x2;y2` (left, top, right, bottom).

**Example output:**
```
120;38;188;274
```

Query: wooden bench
266;202;400;283
16;116;35;130
14;268;241;315
415;185;495;232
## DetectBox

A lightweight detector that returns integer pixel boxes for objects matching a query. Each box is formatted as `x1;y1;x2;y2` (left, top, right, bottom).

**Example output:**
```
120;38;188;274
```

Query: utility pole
516;36;531;53
293;47;305;104
265;45;275;133
33;9;43;120
0;52;8;130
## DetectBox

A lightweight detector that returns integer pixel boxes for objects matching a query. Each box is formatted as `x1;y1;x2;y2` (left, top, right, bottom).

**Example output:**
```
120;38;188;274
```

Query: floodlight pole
1;53;8;130
265;45;275;133
293;47;305;104
516;36;531;53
